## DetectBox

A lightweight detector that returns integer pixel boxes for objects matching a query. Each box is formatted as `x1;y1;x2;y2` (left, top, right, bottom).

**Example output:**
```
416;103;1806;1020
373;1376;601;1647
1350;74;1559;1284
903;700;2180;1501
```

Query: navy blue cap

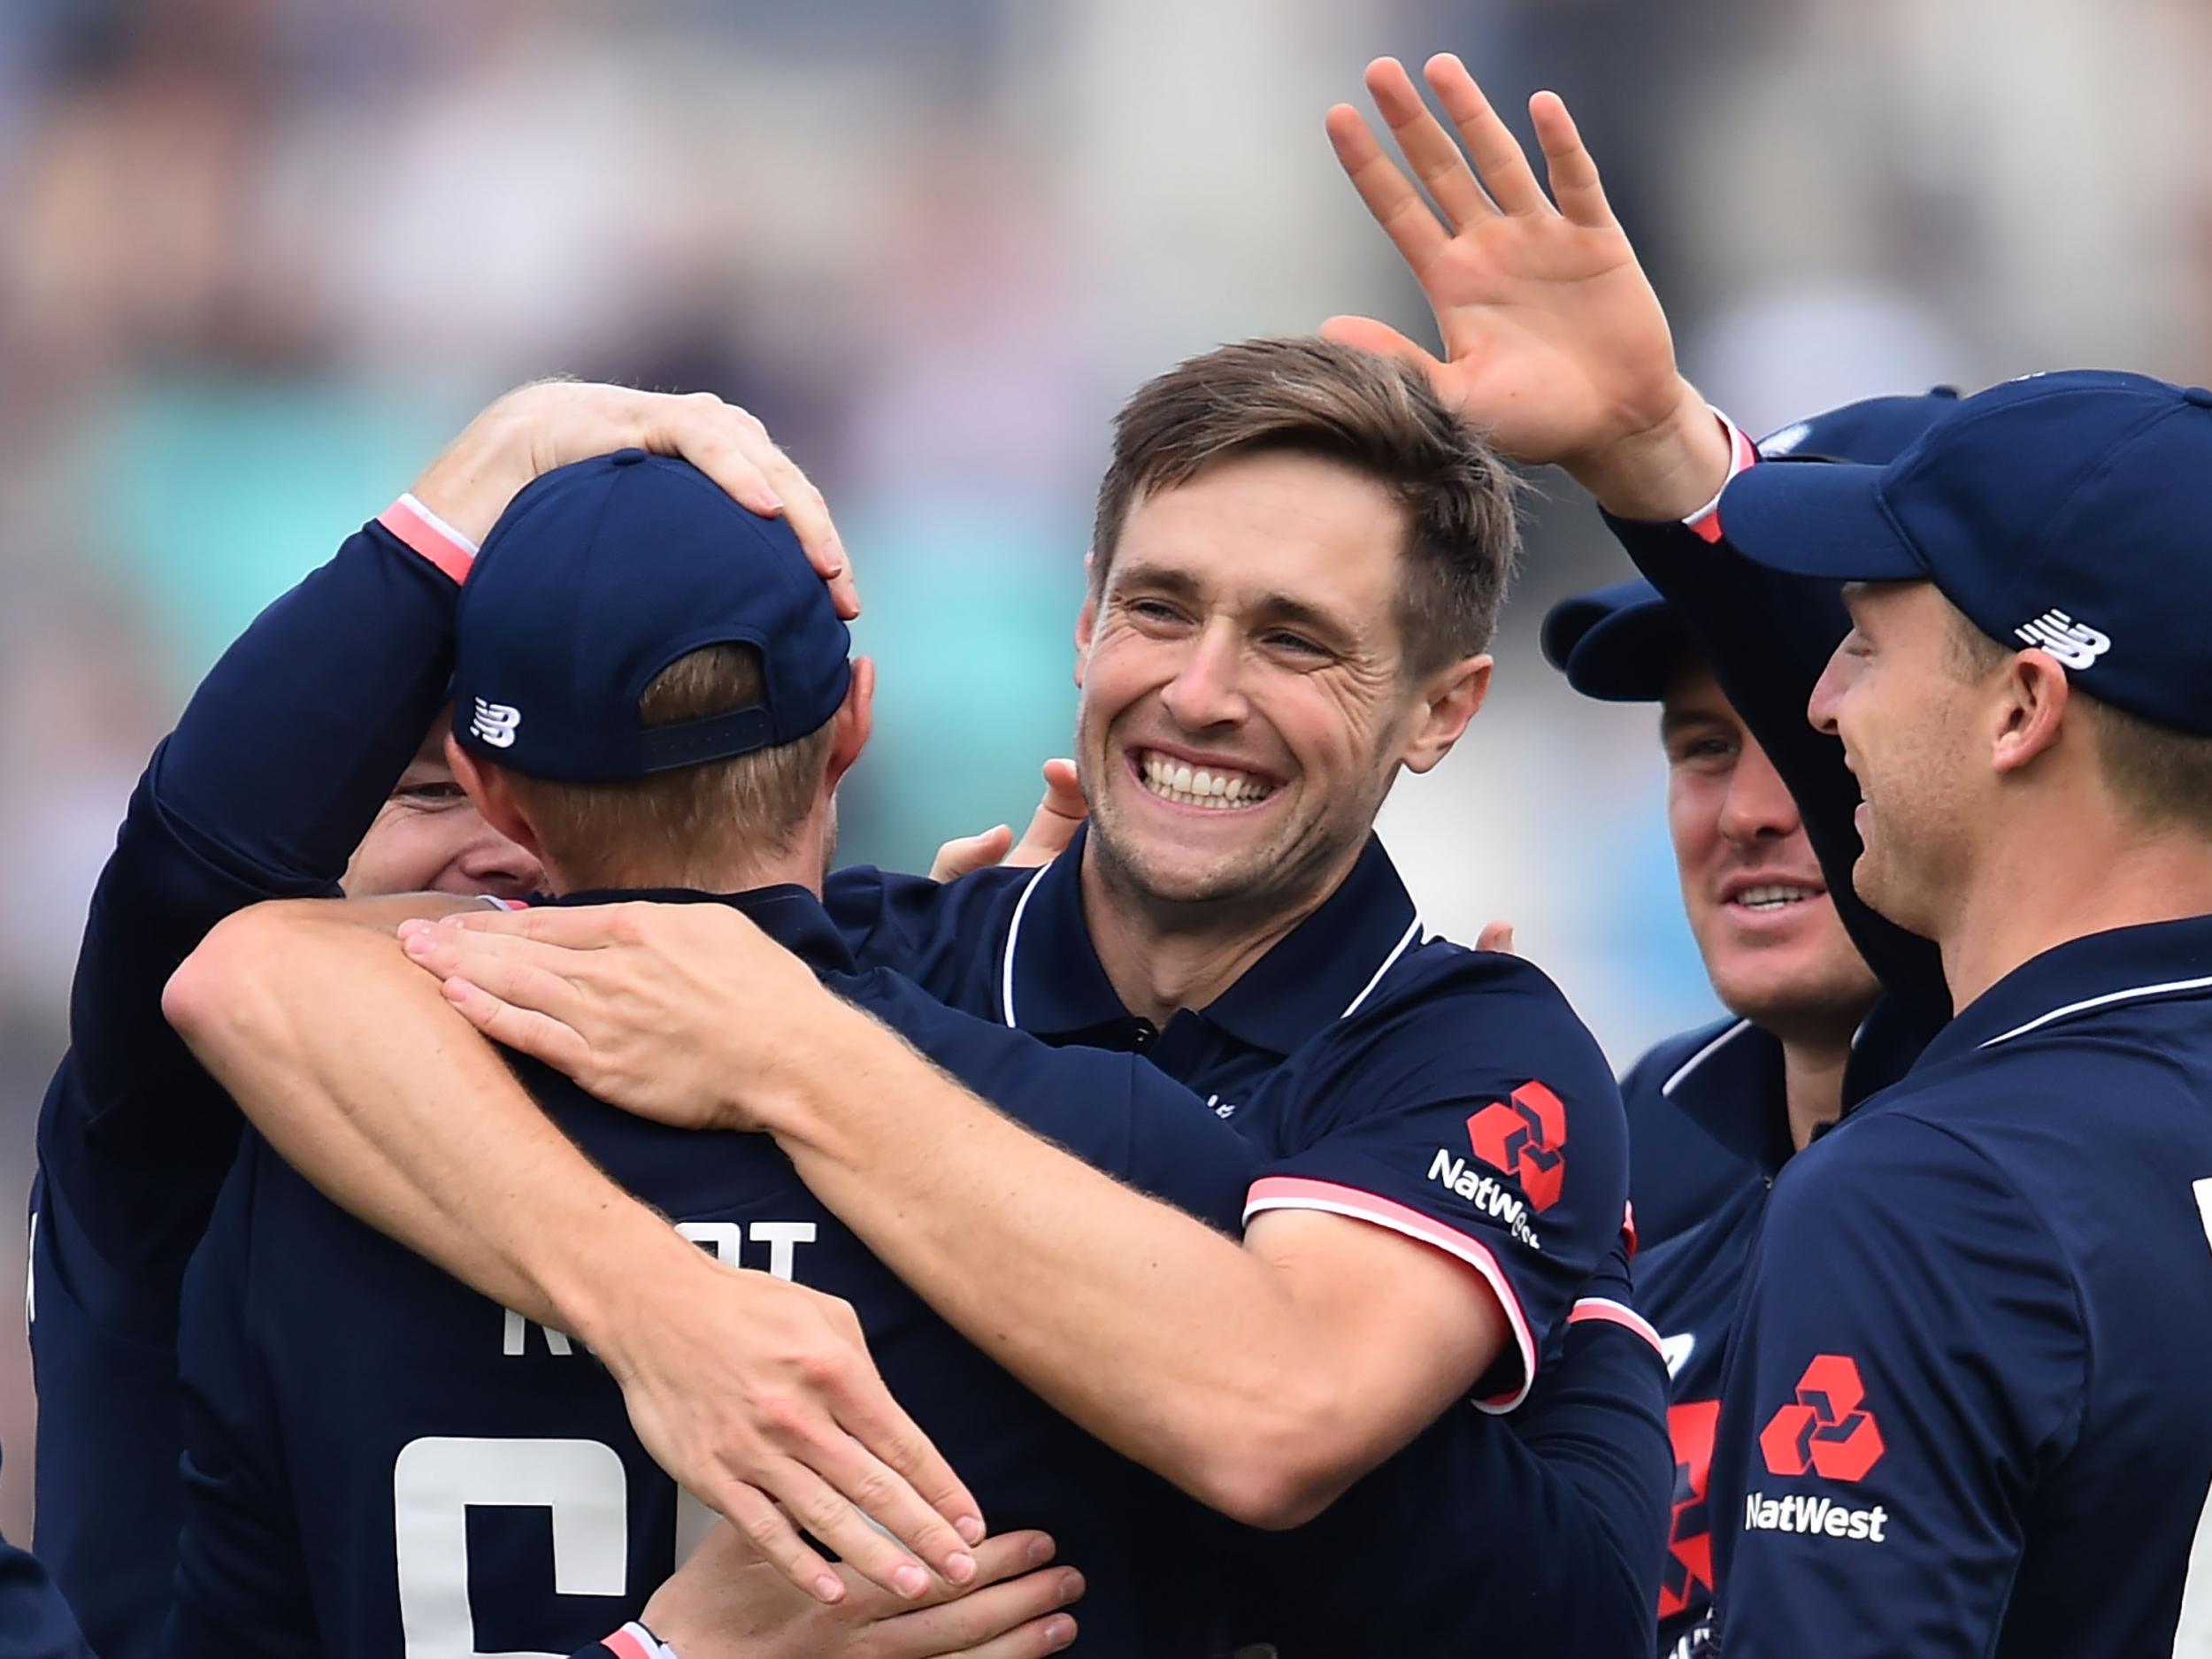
1719;370;2212;734
452;450;852;781
1545;388;1962;702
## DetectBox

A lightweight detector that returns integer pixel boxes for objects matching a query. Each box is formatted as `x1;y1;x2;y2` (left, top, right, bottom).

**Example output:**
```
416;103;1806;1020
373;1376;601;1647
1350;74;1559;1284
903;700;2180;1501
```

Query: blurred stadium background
3;0;2209;1535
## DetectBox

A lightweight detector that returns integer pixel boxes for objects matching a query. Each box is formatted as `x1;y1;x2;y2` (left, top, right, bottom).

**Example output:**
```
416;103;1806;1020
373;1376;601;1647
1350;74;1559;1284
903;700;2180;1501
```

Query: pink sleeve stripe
1243;1174;1538;1414
1683;411;1758;545
601;1623;657;1659
1568;1295;1664;1355
378;493;478;585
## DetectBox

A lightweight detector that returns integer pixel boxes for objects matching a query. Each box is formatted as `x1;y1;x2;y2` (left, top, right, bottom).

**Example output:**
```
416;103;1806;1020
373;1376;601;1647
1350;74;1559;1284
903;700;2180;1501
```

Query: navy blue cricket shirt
1618;1017;1794;1658
826;825;1673;1658
1610;504;2212;1655
170;886;1260;1659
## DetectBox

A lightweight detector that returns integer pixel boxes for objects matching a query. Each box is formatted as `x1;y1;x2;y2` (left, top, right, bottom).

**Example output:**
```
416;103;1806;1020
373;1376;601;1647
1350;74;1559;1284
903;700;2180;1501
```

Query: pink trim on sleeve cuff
1243;1174;1539;1412
1681;410;1757;545
600;1624;659;1659
1567;1295;1664;1356
379;493;480;585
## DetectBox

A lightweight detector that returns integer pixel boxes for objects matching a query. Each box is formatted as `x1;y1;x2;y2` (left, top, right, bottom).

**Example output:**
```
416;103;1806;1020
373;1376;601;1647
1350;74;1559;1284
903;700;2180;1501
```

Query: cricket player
1539;388;1952;1653
164;453;1265;1659
171;338;1673;1658
1324;50;2212;1655
22;380;1006;1659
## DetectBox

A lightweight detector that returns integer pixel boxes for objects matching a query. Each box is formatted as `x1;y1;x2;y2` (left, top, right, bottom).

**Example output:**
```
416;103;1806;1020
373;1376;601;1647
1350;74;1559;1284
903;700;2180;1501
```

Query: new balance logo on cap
2013;609;2111;671
470;698;522;748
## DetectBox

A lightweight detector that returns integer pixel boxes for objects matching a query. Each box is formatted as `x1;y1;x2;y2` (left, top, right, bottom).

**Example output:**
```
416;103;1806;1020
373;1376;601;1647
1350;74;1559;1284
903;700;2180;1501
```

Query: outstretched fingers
1360;56;1495;230
1325;102;1450;272
1529;89;1616;227
1423;54;1550;217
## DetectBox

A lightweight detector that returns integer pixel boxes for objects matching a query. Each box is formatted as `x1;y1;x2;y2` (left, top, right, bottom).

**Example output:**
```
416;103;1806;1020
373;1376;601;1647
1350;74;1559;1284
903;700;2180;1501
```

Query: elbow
1182;1389;1365;1532
162;904;299;1055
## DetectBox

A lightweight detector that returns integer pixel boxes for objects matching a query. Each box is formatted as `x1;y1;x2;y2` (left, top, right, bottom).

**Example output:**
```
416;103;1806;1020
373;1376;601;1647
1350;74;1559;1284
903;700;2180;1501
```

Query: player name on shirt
504;1220;819;1355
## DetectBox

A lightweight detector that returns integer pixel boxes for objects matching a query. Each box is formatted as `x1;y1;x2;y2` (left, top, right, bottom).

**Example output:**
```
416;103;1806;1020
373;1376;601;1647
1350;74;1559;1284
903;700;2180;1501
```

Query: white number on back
394;1436;628;1659
2177;1180;2212;1655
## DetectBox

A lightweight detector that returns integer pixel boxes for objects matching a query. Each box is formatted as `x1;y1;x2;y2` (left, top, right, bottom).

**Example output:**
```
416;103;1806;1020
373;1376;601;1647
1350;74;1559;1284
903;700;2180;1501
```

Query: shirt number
394;1436;628;1659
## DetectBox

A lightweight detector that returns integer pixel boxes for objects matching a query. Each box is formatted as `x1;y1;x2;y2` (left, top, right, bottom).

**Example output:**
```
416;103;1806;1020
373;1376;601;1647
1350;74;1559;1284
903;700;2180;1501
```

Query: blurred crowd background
4;0;2210;1535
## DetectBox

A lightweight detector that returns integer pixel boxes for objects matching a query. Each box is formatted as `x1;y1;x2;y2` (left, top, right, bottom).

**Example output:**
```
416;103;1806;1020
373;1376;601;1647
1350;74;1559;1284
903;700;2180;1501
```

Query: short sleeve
1243;956;1629;1410
1709;1110;2085;1657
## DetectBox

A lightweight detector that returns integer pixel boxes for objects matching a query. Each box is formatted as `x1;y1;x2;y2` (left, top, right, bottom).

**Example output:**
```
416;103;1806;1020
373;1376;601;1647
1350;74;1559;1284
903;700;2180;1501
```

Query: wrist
543;1201;705;1364
1570;380;1736;522
749;997;902;1154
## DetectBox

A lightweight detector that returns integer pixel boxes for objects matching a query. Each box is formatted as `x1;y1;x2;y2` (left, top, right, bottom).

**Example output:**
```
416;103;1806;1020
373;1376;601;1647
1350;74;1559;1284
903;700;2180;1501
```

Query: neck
1077;840;1354;1026
541;806;835;900
1777;1033;1853;1153
1939;826;2212;1010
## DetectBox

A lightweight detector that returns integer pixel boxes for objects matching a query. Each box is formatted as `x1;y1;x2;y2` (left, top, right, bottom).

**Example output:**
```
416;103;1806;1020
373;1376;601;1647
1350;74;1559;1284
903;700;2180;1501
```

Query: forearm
757;1002;1391;1524
164;900;704;1340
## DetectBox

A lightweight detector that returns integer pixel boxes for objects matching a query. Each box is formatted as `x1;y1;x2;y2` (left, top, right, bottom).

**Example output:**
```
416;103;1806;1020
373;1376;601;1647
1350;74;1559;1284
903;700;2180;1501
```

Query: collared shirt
1609;505;2212;1657
1708;916;2212;1658
172;885;1260;1659
828;828;1671;1657
1618;1017;1791;1658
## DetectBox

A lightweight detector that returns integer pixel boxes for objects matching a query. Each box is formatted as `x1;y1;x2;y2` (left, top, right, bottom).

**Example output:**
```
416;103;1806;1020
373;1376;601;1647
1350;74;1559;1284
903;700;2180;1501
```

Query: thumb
1037;757;1087;819
930;826;1014;884
1477;919;1517;956
1320;315;1445;375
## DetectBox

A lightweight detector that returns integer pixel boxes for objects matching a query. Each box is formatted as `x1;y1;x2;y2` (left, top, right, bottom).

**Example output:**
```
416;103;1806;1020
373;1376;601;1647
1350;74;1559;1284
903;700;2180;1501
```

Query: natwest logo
1741;1491;1890;1543
1466;1080;1568;1211
1759;1354;1886;1481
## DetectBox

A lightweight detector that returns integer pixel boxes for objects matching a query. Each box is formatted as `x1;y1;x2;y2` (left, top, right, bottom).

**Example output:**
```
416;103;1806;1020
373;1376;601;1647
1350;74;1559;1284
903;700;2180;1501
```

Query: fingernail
1026;1533;1054;1564
814;1572;845;1603
956;1515;987;1547
1056;1570;1085;1602
944;1550;976;1584
403;933;435;957
1043;1615;1077;1649
396;919;429;940
760;489;786;511
895;1563;931;1599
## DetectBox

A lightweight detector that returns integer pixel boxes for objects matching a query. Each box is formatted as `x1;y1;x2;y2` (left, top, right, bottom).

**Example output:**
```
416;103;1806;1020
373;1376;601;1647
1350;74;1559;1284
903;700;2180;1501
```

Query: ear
1400;655;1493;775
824;656;875;791
1989;649;2070;777
445;734;545;860
1073;583;1098;689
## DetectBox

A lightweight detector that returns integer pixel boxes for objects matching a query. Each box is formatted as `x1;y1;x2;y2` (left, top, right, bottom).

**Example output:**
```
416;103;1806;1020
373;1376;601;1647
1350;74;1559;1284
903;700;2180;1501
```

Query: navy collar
1914;912;2212;1069
1657;1018;1795;1179
551;883;857;976
1000;824;1424;1053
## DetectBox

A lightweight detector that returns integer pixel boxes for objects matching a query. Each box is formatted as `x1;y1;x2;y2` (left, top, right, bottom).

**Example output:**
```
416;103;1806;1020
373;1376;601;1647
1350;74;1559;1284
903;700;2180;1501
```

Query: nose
1808;643;1853;738
1157;619;1248;732
1717;730;1802;848
450;826;543;899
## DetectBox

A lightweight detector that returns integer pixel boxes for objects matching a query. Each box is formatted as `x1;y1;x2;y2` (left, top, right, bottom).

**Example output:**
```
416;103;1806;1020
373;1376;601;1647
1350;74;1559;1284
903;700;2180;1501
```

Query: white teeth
1735;884;1817;910
1137;751;1275;810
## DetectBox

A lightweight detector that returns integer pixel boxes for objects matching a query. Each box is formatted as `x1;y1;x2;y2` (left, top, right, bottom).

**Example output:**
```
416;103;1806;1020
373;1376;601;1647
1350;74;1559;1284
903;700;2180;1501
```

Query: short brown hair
1947;610;2212;836
1090;337;1521;673
506;643;837;889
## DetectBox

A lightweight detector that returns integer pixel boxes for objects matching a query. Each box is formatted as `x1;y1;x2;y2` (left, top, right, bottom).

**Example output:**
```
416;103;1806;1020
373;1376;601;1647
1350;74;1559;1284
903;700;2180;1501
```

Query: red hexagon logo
1759;1354;1886;1482
1466;1080;1568;1211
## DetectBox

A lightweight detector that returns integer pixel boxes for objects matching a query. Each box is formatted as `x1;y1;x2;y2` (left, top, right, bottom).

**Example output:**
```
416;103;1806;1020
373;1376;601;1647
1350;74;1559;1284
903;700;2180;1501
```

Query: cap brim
1541;588;1694;702
1718;458;1929;581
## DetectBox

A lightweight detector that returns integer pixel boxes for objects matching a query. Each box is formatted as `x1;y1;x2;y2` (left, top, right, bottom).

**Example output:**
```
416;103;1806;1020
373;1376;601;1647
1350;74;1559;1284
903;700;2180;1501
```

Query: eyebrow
1659;704;1731;741
1113;562;1358;647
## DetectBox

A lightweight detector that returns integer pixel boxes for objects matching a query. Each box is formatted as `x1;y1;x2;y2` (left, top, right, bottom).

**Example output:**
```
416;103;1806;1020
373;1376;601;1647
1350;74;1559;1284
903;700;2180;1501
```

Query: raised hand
1324;55;1731;518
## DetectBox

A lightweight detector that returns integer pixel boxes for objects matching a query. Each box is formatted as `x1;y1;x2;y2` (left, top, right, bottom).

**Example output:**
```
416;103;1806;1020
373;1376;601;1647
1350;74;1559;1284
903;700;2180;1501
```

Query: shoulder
1620;1017;1750;1109
824;862;1033;983
1324;939;1618;1100
839;964;1134;1095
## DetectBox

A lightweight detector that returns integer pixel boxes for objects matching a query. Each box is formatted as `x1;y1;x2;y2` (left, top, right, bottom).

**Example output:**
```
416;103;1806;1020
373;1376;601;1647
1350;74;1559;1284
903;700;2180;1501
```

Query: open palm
1323;57;1687;473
